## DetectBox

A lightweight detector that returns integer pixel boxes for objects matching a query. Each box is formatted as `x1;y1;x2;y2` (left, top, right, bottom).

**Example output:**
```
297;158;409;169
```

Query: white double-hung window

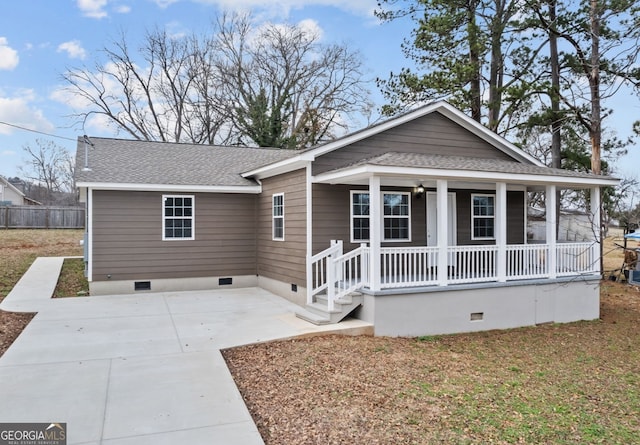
272;193;285;241
351;191;370;242
383;192;411;241
163;195;194;240
471;194;495;240
350;191;411;242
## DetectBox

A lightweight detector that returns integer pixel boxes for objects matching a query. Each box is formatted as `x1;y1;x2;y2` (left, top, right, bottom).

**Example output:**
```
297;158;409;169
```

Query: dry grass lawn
224;235;640;445
0;229;83;355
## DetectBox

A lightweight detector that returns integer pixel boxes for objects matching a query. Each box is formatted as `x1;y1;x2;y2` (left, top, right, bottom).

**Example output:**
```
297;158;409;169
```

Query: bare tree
60;13;372;148
19;139;75;203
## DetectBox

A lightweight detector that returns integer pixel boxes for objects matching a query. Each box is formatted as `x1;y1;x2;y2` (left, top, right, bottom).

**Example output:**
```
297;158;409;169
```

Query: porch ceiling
312;152;618;189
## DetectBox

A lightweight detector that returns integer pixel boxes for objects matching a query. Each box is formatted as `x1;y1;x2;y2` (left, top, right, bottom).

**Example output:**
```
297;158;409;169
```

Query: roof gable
311;111;520;176
243;101;543;179
0;176;26;198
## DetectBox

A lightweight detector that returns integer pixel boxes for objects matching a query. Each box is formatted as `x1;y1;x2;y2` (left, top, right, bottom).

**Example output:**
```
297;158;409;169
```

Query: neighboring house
528;207;595;242
75;101;618;336
0;176;40;206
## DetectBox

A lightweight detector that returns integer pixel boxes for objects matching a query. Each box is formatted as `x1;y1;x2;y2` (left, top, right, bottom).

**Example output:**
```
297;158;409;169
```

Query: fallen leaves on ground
224;281;640;445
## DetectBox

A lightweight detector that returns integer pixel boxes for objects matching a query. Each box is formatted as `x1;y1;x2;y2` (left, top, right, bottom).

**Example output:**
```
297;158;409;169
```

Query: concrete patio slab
0;359;110;444
101;422;261;445
0;257;373;445
0;313;183;365
102;351;259;441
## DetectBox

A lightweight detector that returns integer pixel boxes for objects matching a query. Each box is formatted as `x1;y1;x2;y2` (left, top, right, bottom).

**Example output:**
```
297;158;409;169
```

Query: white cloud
297;19;323;41
153;0;179;8
115;4;131;13
192;0;375;18
0;37;19;70
57;40;87;60
77;0;108;18
0;92;55;136
1;150;17;157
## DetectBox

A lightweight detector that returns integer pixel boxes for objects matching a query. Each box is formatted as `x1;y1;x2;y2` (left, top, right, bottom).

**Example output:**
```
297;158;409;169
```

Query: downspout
306;163;313;304
86;187;93;282
255;178;263;286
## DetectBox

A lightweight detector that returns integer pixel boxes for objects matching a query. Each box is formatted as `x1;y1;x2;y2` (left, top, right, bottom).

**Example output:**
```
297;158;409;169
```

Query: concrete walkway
0;257;372;445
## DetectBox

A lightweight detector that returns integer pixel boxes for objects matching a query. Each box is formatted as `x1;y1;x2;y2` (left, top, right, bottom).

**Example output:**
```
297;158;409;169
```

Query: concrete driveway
0;257;372;445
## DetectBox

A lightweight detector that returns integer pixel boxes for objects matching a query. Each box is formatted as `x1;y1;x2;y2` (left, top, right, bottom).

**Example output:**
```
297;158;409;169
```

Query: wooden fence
0;206;85;229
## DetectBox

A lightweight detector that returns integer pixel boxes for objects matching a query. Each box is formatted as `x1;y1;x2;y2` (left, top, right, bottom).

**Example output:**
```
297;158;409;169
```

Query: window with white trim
351;191;370;242
272;193;284;241
350;191;411;242
383;192;411;241
471;194;495;240
163;195;194;240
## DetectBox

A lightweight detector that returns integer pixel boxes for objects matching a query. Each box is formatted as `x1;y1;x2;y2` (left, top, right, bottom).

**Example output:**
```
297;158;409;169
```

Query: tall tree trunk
488;0;505;132
467;0;482;123
589;0;603;274
549;0;561;170
549;0;562;238
589;0;601;176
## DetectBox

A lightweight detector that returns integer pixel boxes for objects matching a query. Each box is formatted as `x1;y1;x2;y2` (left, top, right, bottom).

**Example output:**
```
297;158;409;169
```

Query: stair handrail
310;240;343;300
328;243;369;311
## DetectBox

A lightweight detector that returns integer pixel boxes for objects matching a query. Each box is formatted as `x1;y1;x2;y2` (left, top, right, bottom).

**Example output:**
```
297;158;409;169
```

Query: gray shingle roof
74;137;297;187
337;152;615;180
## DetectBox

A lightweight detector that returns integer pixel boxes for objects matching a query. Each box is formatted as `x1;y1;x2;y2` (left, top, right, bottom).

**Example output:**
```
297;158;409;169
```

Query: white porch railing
381;246;439;288
331;244;369;309
506;244;549;279
447;245;498;284
311;241;599;297
309;240;343;301
309;241;369;311
556;242;599;276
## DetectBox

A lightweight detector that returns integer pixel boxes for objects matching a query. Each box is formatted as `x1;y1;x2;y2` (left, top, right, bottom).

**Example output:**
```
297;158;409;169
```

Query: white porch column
496;182;507;282
546;185;557;279
369;175;382;291
591;187;601;275
437;179;449;286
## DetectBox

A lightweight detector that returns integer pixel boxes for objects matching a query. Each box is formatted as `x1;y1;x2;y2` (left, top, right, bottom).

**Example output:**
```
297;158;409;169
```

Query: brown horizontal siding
312;184;428;254
257;168;307;286
313;113;516;175
453;190;525;245
91;190;257;281
312;185;525;253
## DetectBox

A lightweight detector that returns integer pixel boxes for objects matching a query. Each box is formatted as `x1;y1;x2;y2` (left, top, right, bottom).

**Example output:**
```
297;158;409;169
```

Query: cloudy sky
0;0;638;185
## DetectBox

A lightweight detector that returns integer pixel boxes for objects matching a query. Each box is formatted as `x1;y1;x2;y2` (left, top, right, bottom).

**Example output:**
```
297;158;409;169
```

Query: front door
426;192;457;247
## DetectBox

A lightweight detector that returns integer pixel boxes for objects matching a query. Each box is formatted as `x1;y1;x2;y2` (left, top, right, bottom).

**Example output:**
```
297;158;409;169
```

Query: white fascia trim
76;182;262;194
0;177;26;198
313;165;620;188
241;153;315;179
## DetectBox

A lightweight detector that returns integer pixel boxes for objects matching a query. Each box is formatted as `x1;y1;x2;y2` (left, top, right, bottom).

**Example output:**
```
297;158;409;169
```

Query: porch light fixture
415;184;425;199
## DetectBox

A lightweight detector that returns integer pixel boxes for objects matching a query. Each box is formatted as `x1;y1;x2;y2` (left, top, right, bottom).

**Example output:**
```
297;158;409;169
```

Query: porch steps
295;292;363;325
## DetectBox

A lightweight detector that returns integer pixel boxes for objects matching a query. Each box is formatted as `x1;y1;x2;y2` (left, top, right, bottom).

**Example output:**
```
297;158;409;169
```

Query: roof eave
76;182;262;194
241;153;314;179
313;165;619;188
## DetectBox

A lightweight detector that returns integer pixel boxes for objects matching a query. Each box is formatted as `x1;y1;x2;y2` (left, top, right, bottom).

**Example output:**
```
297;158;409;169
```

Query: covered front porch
305;154;615;325
311;238;599;305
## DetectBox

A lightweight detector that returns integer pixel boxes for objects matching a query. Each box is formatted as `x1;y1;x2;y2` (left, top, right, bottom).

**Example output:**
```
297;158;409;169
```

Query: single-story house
0;176;40;206
75;101;618;336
